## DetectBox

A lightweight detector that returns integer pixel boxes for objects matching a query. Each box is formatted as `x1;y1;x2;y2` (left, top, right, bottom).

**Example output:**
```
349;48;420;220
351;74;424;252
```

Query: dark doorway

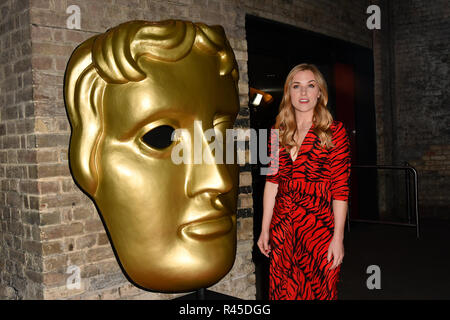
246;15;378;299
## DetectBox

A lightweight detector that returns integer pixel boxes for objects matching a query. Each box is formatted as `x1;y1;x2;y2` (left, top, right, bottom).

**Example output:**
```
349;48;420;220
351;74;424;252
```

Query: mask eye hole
141;125;175;150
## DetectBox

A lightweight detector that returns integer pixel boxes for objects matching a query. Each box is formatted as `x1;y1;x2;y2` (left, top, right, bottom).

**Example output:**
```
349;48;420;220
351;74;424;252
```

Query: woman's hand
327;236;344;270
257;230;271;258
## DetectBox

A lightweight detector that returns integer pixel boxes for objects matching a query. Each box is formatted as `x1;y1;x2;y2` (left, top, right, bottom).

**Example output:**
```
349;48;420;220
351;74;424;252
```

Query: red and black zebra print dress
266;120;351;300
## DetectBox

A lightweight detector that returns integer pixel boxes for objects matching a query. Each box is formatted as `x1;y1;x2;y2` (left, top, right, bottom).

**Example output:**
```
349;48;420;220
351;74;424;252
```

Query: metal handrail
347;163;420;239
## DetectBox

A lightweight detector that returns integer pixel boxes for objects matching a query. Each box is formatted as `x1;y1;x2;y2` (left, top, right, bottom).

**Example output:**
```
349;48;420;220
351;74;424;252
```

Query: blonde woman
257;63;351;300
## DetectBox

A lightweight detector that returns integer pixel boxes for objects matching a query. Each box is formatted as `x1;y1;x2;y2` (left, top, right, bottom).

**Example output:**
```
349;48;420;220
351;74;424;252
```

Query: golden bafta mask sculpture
64;20;240;292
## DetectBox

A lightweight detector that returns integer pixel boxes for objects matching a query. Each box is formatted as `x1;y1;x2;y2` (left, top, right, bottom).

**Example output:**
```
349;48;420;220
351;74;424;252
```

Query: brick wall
1;0;380;299
0;0;40;299
391;0;450;218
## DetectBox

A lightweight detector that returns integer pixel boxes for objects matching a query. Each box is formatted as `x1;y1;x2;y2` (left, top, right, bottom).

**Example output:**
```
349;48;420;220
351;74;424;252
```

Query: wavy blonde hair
274;63;334;150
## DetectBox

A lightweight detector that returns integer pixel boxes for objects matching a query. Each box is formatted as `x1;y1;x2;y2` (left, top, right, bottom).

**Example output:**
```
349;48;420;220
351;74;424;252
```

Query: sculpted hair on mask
64;20;239;194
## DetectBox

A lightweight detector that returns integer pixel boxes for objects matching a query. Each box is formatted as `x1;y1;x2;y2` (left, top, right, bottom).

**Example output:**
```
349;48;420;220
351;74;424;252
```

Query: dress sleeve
265;127;280;184
330;122;351;201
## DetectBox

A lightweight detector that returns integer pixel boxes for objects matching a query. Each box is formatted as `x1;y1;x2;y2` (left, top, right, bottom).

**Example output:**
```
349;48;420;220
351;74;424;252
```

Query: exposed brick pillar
0;0;40;299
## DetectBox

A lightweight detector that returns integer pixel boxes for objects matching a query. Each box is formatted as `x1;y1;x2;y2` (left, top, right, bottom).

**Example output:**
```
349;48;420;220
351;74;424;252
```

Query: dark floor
338;219;450;300
254;218;450;300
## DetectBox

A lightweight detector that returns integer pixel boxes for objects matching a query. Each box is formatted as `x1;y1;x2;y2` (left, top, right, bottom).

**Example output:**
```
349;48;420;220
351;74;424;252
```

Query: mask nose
185;121;233;198
185;161;233;198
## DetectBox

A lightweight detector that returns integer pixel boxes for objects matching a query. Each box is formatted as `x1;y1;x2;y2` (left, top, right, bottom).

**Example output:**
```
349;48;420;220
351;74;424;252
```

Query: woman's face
289;70;321;114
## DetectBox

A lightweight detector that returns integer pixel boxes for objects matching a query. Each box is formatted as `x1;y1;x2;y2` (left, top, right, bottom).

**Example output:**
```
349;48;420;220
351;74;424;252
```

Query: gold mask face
64;20;240;292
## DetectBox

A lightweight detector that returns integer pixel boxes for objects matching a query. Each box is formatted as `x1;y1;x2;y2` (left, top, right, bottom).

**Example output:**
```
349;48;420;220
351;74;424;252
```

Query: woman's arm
326;199;347;269
332;199;348;241
257;181;278;257
327;122;351;269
